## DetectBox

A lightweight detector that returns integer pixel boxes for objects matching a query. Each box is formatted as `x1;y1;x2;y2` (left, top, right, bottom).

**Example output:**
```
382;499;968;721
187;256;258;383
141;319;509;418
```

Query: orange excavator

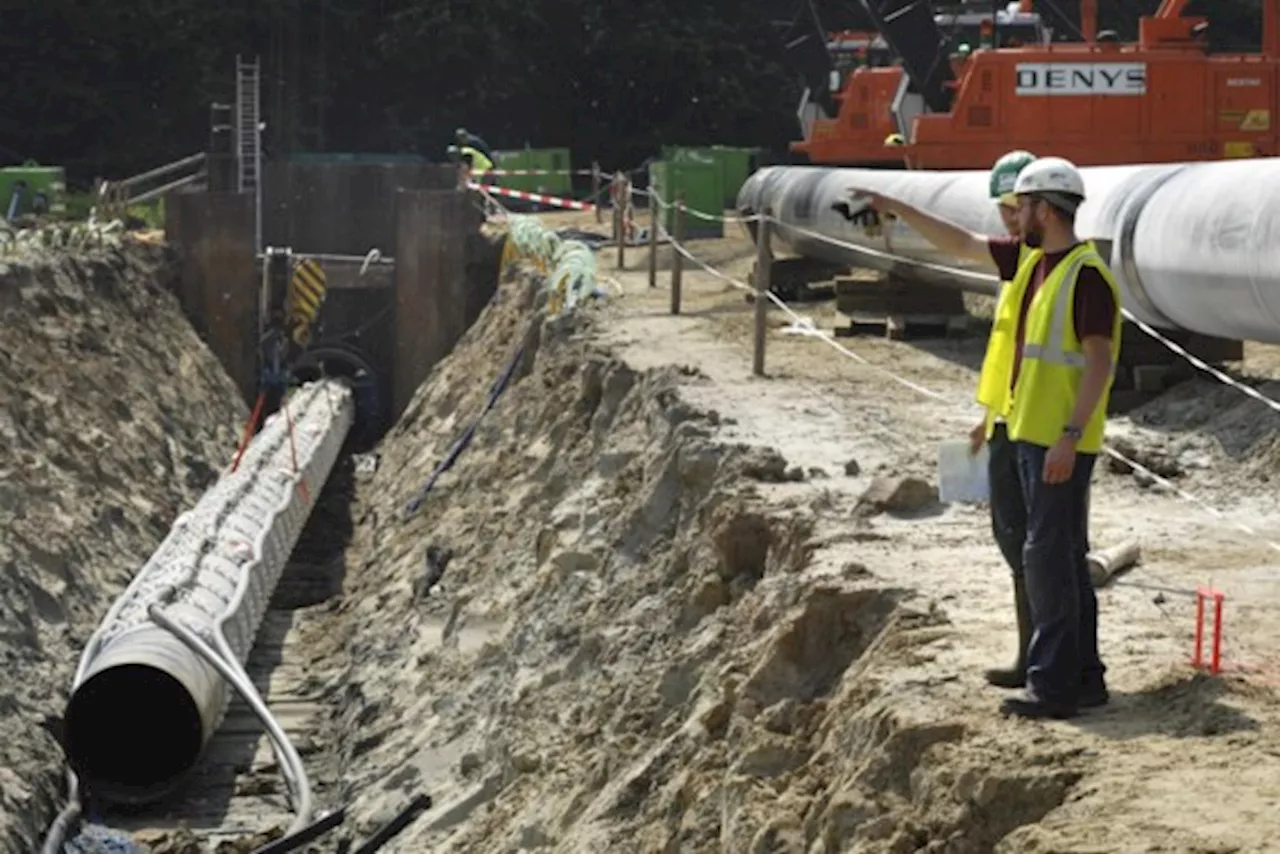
793;0;1050;165
791;0;1280;168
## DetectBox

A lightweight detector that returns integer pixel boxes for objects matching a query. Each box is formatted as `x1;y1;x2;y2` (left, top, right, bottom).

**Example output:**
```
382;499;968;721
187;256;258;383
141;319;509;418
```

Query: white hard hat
1013;156;1086;201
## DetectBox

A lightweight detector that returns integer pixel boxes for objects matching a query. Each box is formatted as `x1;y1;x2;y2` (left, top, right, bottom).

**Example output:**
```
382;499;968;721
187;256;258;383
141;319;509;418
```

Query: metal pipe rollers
63;380;353;804
737;159;1280;344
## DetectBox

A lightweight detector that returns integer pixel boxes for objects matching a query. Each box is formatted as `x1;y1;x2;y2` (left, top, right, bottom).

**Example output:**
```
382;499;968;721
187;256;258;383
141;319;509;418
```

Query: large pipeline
62;380;354;805
737;159;1280;344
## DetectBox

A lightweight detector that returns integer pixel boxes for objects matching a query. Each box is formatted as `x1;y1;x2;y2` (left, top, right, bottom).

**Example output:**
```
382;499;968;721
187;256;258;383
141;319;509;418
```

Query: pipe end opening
64;663;205;804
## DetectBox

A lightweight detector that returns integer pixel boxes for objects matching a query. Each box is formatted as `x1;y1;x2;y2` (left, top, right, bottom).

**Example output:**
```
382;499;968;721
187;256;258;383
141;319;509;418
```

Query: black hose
350;794;433;854
248;808;346;854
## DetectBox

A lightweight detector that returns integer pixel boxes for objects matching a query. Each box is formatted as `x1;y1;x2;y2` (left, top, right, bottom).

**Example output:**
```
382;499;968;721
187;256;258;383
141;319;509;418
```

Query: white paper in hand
938;440;990;504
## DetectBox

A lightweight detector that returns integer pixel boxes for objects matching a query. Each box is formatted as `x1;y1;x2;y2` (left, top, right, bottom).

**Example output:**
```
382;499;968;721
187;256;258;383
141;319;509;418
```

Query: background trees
0;0;1261;186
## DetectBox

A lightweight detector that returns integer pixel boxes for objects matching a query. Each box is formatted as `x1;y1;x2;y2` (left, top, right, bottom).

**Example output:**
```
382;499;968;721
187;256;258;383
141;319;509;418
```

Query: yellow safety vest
976;243;1033;438
460;146;494;175
1005;241;1122;453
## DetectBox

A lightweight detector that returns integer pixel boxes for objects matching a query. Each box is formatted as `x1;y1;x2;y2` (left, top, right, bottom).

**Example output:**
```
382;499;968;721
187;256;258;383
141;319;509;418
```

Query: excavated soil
0;243;246;851
334;217;1280;853
10;213;1280;852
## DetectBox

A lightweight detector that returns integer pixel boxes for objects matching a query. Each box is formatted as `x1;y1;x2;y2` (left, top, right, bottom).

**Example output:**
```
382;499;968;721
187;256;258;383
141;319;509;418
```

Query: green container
649;159;724;240
710;145;759;206
0;162;67;219
491;147;573;195
661;146;760;206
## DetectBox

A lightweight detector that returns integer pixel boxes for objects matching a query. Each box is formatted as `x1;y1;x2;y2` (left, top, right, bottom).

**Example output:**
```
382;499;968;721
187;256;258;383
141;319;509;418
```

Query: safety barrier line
644;192;1280;571
780;215;1280;423
469;182;597;212
656;219;951;403
642;188;1280;680
636;186;1280;428
649;214;1280;681
486;169;596;176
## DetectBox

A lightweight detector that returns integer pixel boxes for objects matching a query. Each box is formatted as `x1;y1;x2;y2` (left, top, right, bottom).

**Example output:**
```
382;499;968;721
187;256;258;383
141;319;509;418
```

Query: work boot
985;574;1032;689
1079;673;1110;709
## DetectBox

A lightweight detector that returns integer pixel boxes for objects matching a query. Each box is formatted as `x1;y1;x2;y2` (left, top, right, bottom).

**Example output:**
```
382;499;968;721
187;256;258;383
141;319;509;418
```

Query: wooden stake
648;189;658;288
753;211;772;377
592;162;602;224
671;191;685;315
615;174;625;270
610;173;620;254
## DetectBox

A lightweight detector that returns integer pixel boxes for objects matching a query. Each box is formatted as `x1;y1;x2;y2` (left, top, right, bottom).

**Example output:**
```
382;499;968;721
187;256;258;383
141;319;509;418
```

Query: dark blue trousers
988;424;1026;578
1015;441;1106;708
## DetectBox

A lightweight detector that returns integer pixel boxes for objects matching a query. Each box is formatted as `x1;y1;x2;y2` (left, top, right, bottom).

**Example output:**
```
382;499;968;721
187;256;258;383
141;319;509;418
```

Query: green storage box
649;159;724;240
710;145;758;206
491;147;573;195
661;146;760;206
0;162;67;219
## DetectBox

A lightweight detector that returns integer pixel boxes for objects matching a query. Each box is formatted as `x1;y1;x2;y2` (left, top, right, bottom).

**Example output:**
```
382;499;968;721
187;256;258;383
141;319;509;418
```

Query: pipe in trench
61;379;354;805
737;159;1280;344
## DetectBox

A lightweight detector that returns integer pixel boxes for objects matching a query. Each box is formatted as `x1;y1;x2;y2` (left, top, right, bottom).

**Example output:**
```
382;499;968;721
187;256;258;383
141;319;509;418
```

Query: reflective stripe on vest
1019;251;1118;378
1006;242;1123;452
1020;254;1090;369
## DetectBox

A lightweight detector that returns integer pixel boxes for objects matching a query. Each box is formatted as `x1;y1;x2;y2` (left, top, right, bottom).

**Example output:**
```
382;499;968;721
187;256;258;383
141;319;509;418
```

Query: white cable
149;601;314;834
644;183;1280;419
770;213;1280;419
649;203;1280;560
655;218;953;403
1123;313;1280;414
635;185;761;225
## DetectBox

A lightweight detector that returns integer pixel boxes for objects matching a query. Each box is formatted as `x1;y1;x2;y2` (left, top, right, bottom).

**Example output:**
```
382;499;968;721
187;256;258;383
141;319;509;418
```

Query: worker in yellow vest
459;146;494;179
849;155;1120;720
970;150;1036;692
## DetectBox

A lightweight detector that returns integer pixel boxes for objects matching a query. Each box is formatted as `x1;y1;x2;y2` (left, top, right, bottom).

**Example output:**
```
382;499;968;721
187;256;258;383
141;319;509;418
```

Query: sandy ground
0;241;246;852
331;210;1280;852
10;208;1279;852
596;226;1280;851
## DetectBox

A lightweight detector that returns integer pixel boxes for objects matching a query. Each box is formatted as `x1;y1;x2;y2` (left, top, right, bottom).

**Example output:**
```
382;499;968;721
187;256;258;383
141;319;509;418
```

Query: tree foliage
0;0;1265;186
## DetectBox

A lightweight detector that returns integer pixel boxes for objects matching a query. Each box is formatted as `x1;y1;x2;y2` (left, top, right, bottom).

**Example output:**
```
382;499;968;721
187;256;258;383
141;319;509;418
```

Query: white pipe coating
61;380;353;805
738;158;1280;343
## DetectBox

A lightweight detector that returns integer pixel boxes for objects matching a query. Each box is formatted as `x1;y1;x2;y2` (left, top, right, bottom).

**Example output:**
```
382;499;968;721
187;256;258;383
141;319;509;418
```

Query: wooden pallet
833;271;965;317
835;312;964;341
749;257;848;302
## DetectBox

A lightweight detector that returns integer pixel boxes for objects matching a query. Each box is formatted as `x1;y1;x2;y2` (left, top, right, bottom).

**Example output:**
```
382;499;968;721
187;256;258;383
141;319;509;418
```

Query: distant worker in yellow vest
970;150;1036;692
461;147;493;176
849;156;1120;720
455;127;494;161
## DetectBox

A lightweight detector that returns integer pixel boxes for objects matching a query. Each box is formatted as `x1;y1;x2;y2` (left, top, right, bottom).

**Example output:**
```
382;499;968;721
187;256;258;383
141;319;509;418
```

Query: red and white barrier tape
486;169;595;177
470;183;597;212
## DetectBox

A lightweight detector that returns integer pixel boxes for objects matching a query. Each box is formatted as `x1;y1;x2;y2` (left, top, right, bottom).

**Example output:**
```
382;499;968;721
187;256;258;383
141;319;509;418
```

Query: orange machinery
796;0;1046;166
794;0;1280;169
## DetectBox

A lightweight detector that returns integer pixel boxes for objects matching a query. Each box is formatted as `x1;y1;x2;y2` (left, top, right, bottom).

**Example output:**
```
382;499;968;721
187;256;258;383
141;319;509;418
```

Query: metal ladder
235;55;263;252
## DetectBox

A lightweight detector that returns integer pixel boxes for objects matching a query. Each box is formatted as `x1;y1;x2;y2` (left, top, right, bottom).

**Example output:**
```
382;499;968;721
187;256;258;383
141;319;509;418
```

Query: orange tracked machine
793;0;1280;168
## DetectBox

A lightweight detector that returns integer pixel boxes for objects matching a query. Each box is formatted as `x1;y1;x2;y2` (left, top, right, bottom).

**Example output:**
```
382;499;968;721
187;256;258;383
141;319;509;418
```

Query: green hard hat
989;150;1036;202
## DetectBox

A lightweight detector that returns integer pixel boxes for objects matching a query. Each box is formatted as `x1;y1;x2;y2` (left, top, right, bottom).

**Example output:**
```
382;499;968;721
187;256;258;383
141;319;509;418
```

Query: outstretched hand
848;189;891;214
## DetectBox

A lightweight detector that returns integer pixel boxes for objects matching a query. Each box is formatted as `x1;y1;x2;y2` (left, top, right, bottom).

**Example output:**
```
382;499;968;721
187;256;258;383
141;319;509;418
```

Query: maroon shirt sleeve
1072;267;1117;340
988;236;1022;282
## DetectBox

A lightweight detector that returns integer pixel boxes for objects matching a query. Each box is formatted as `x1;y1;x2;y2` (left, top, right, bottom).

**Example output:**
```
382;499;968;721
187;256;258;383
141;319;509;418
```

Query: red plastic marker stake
1192;587;1225;675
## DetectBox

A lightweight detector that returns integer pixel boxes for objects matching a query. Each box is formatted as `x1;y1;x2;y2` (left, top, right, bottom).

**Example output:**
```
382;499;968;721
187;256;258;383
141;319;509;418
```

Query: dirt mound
1109;375;1280;501
0;242;244;851
332;268;1087;851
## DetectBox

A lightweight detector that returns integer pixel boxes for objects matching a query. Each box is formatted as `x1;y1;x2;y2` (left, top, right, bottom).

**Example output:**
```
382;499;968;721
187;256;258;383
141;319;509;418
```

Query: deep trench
68;454;360;851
